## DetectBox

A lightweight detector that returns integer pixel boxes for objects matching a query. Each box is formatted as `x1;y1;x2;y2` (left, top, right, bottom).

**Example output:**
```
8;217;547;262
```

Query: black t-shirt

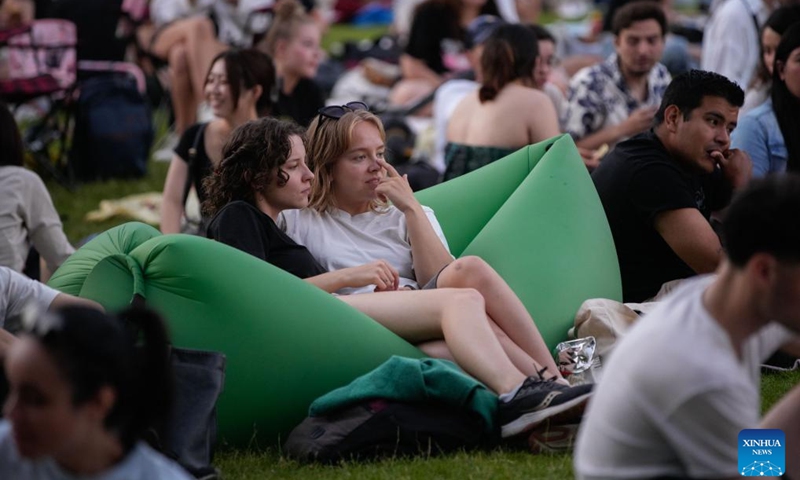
206;201;326;279
174;123;213;206
404;1;465;75
591;131;732;302
273;78;325;128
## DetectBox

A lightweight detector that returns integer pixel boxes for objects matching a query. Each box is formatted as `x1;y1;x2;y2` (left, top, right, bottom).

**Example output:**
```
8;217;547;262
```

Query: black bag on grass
284;398;493;463
71;72;153;181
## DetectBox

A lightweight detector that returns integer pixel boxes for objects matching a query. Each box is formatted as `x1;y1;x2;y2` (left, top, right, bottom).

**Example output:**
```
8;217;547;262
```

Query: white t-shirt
701;0;769;88
280;206;451;294
0;266;59;329
574;275;794;480
0;421;192;480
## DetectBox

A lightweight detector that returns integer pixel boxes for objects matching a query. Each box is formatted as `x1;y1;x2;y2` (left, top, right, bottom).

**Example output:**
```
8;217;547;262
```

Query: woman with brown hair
444;24;560;180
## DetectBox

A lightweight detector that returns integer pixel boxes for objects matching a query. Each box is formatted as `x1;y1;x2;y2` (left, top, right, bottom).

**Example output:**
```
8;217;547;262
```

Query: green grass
48;161;169;245
322;24;390;53
215;448;573;480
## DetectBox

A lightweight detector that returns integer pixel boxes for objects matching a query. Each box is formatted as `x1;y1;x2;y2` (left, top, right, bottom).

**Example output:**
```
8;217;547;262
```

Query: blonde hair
306;109;387;213
263;0;314;57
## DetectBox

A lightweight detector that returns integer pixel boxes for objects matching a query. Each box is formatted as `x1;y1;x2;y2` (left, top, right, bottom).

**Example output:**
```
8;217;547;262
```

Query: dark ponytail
26;305;173;453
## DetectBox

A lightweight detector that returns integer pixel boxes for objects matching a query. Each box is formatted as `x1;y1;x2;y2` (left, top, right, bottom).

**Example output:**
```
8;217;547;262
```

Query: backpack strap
183;123;208;207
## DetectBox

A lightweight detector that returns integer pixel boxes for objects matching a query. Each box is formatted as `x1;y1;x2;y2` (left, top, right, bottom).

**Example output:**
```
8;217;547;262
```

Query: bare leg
339;288;527;395
417;340;454;361
436;256;564;381
150;17;227;101
488;320;541;377
168;43;196;134
418;321;541;377
181;17;227;95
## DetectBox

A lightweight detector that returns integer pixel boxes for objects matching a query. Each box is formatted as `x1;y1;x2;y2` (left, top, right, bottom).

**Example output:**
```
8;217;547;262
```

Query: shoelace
535;366;557;383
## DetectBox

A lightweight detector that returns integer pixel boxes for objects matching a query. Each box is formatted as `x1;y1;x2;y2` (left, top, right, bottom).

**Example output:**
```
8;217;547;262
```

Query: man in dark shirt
592;70;752;302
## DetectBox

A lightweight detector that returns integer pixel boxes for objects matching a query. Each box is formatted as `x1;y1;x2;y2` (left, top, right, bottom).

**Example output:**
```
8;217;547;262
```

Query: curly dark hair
202;117;307;218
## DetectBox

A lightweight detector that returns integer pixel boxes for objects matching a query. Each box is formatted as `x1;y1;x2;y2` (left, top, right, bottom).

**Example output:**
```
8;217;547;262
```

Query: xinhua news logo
738;429;785;477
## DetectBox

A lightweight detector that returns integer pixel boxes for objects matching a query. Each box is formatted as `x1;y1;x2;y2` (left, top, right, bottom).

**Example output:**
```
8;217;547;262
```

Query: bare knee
169;44;189;73
447;287;485;312
187;16;216;41
441;256;492;288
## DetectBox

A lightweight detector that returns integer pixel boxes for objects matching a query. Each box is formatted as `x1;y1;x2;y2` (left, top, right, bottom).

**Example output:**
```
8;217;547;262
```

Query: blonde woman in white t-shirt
296;107;593;436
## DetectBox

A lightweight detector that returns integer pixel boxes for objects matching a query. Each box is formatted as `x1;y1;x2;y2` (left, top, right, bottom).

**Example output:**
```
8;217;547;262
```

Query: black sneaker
498;373;593;438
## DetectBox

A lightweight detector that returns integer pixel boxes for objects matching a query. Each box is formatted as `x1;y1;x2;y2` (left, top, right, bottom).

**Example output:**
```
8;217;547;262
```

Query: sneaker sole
527;421;580;454
500;391;590;438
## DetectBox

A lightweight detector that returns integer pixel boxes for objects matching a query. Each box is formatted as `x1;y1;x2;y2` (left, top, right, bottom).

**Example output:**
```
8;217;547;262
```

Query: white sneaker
152;132;179;162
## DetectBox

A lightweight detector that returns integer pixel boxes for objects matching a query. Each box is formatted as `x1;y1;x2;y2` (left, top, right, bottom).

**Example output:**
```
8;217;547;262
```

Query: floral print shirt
562;54;671;142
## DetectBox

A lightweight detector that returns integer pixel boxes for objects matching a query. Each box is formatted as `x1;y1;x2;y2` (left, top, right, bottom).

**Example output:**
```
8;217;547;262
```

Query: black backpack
70;72;153;181
284;398;496;463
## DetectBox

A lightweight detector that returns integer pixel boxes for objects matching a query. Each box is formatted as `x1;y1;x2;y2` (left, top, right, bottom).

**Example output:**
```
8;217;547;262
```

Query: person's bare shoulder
502;84;554;110
447;91;481;142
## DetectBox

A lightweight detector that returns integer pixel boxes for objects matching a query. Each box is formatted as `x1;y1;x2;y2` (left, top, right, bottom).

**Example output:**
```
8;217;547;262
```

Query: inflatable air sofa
48;134;621;446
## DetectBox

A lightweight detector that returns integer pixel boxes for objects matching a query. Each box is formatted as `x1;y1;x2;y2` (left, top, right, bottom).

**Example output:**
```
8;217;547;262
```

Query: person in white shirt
574;174;800;480
701;0;774;89
0;306;192;480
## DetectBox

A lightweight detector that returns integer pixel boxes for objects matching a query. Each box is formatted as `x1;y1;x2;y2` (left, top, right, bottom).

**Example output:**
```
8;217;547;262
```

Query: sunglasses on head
317;101;369;121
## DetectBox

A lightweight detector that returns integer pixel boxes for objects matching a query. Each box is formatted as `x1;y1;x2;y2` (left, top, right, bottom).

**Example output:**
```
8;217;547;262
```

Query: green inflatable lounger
48;133;621;447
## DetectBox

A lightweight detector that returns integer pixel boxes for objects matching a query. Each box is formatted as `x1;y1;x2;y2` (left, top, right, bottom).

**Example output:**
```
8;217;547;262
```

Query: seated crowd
2;0;800;478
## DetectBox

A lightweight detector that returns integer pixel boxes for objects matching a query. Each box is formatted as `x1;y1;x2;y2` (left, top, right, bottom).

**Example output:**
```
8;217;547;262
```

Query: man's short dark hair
611;1;667;37
654;70;744;125
722;174;800;267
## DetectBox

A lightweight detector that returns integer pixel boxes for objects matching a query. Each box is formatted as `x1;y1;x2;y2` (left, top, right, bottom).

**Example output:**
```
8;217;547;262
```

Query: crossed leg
435;256;563;381
339;288;528;395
